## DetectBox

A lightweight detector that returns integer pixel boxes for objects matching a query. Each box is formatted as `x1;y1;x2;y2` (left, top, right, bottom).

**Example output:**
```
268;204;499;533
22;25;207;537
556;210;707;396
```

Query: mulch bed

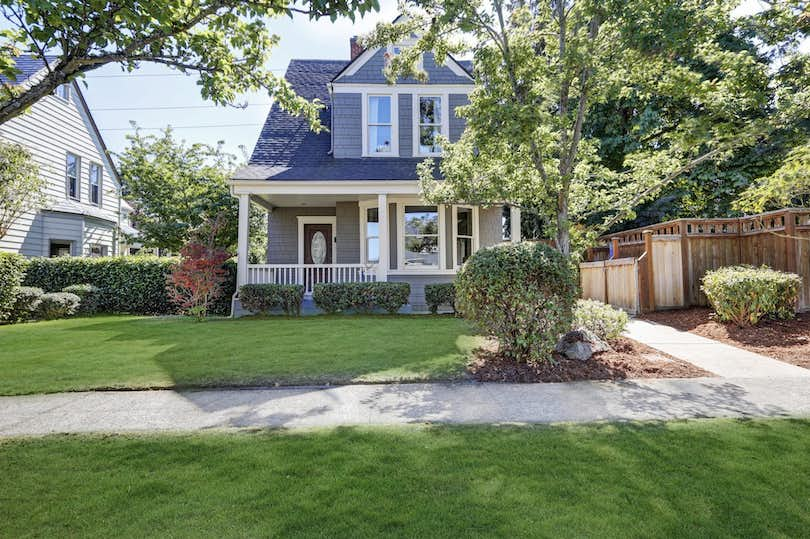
642;307;810;369
468;337;710;383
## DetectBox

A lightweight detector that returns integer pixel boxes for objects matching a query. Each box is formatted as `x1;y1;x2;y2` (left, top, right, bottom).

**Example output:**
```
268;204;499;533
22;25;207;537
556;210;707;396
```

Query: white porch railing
246;264;377;295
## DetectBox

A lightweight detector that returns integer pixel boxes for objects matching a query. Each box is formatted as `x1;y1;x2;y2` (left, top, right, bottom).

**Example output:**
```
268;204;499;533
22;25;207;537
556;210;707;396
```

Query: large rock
555;328;610;361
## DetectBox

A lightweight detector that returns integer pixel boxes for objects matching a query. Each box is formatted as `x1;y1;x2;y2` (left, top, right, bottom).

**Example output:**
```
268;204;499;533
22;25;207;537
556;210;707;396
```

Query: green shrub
425;283;456;314
36;292;81;320
456;242;579;362
573;299;629;340
239;284;304;316
9;286;43;323
62;284;101;314
312;282;410;314
702;265;800;325
0;252;27;322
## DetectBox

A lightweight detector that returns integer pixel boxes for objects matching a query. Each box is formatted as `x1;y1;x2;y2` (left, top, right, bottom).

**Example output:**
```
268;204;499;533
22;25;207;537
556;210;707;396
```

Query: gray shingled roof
0;55;55;86
237;58;454;181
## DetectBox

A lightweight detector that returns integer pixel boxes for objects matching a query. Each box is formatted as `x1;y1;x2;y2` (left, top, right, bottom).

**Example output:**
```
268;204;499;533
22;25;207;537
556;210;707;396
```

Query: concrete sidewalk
625;319;810;379
2;377;810;436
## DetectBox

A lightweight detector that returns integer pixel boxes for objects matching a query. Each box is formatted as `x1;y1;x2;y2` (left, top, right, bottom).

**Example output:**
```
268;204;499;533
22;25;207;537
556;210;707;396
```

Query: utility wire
98;123;265;131
91;103;272;111
85;70;284;78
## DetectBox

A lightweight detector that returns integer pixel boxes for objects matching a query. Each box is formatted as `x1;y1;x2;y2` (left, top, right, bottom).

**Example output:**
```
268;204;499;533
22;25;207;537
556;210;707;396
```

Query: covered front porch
233;180;521;309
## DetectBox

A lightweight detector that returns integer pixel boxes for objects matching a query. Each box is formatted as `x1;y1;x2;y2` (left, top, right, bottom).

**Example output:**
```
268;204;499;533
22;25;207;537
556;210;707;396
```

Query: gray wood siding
398;93;412;157
41;212;83;256
338;50;471;85
266;207;336;264
449;94;469;141
332;93;362;158
335;201;360;263
0;85;121;257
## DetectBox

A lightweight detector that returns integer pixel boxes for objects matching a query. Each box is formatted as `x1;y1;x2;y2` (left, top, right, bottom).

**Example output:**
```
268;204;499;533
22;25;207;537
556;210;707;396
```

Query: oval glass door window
311;231;327;264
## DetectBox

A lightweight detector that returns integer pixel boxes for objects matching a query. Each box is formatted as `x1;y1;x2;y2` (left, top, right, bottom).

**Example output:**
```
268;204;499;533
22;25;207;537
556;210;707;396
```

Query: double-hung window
418;96;442;154
456;206;475;266
367;95;393;155
365;207;380;264
66;153;79;200
89;163;101;205
403;205;439;268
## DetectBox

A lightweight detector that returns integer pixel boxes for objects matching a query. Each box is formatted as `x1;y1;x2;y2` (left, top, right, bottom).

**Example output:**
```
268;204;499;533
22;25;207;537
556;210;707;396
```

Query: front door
304;223;333;290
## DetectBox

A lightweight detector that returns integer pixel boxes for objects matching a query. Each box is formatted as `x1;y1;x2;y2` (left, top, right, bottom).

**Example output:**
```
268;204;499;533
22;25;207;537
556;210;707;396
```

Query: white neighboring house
0;55;137;257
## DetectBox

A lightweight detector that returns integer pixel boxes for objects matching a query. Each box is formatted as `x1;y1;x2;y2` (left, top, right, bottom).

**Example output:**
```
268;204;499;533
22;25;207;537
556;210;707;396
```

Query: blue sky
82;0;400;161
77;0;790;161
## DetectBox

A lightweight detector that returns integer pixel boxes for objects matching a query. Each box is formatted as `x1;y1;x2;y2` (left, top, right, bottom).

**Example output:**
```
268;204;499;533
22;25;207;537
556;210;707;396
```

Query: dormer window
367;95;393;155
418;96;442;154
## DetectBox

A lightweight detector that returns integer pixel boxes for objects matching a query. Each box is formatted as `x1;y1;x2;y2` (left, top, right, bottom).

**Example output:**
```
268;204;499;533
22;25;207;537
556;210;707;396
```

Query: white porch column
510;206;522;243
236;194;250;288
377;193;389;282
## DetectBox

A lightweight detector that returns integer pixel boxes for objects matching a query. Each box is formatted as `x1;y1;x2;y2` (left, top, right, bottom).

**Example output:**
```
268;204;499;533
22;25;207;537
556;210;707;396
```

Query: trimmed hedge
312;282;410;314
0;252;26;322
36;292;80;320
456;242;579;362
573;299;628;341
9;286;43;323
239;284;304;316
702;265;800;326
22;256;236;316
62;284;101;314
425;283;456;314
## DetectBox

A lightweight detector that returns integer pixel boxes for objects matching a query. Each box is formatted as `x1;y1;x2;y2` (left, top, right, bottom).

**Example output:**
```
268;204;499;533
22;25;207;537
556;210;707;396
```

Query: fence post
643;230;655;311
785;210;797;274
611;237;620;259
679;221;690;307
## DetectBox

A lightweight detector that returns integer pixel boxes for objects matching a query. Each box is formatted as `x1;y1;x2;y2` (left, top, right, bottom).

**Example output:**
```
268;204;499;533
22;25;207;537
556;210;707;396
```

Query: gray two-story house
231;32;520;311
0;56;137;257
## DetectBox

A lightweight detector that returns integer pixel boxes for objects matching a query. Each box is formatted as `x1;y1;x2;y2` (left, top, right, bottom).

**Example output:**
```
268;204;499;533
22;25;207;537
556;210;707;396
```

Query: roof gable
334;48;471;85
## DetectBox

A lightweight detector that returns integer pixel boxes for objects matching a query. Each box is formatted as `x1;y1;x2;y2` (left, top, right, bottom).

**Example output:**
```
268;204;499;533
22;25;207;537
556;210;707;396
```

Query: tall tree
0;0;378;125
117;127;266;255
0;140;44;240
367;0;782;254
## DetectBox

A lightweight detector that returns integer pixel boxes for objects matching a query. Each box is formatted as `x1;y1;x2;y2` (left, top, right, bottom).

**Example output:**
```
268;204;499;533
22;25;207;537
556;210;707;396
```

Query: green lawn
2;419;809;537
0;315;482;395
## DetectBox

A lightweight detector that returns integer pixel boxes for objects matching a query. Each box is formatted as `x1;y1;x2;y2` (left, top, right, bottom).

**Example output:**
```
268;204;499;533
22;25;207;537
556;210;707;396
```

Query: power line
91;103;272;111
85;70;284;79
99;123;265;131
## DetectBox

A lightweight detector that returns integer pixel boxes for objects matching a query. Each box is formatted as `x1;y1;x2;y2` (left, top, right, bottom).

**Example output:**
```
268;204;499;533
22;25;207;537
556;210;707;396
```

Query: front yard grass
2;419;810;537
0;315;482;395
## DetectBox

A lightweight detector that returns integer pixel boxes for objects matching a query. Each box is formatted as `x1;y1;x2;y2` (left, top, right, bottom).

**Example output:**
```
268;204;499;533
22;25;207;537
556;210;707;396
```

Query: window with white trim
418;96;442;154
456;206;474;265
365;207;380;264
66;153;79;200
89;163;101;205
367;95;393;155
403;205;439;268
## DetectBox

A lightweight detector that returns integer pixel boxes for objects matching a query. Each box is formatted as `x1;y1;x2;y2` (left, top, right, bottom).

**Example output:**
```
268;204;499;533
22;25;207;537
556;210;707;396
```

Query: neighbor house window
418;96;442;154
49;241;72;257
456;206;474;266
502;205;511;241
89;163;101;205
89;244;107;257
403;205;439;267
55;84;70;101
365;207;380;264
367;95;392;155
66;153;79;200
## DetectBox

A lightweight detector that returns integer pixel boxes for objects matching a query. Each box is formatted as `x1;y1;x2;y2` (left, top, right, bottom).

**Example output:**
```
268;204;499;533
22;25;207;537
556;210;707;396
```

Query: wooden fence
580;208;810;313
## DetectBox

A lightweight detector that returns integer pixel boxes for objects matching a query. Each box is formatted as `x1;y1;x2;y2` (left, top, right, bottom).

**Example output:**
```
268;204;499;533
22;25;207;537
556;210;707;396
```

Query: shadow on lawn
63;315;480;389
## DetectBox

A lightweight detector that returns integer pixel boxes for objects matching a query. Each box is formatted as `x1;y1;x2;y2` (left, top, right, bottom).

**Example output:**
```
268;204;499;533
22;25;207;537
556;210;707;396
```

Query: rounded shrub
62;284;101;314
702;265;800;326
9;286;43;323
572;299;629;341
0;252;27;322
455;241;579;361
312;282;410;314
425;283;456;314
239;284;304;316
36;292;81;320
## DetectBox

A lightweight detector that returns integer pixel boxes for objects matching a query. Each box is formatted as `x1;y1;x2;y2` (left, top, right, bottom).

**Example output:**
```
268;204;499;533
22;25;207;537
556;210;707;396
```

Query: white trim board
297;216;337;265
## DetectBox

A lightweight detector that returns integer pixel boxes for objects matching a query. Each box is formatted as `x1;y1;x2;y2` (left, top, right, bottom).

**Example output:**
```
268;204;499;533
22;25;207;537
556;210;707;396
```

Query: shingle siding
332;93;362;158
449;94;469;142
398;93;412;157
335;202;360;263
338;51;471;85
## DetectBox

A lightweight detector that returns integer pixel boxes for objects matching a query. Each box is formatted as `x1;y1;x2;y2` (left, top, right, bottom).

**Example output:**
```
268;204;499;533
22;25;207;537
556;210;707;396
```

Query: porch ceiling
250;194;377;208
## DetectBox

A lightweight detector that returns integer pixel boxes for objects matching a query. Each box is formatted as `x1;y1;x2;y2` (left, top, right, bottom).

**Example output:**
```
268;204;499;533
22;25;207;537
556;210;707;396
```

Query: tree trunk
556;190;570;255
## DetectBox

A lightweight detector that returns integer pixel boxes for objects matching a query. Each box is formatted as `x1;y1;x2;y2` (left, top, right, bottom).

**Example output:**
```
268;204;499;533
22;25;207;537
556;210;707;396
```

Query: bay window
456;206;474;266
403;205;439;268
418;96;442;154
367;95;393;155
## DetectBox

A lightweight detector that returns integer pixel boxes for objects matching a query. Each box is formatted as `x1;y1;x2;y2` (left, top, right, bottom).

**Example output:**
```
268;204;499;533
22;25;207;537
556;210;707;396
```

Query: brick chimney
350;36;363;61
